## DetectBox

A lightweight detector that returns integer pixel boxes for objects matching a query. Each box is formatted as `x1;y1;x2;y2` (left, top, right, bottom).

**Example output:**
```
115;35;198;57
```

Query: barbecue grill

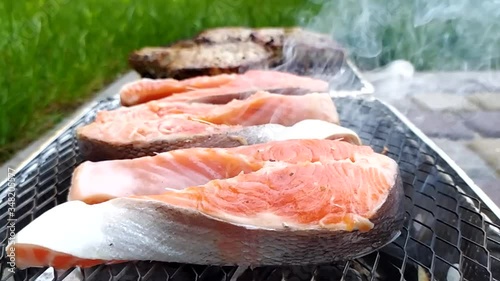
1;66;499;281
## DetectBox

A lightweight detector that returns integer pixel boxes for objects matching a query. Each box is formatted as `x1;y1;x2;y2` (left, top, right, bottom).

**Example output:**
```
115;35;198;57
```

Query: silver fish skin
8;176;403;269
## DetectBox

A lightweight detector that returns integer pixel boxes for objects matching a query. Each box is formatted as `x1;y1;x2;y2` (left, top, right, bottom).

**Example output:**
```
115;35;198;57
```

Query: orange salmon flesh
69;139;371;204
119;70;329;106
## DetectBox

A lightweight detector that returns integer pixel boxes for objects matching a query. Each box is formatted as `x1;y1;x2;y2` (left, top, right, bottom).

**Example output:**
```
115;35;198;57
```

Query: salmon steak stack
7;26;404;271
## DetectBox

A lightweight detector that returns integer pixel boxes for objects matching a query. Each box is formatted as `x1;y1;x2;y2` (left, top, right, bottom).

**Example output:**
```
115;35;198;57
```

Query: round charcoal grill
1;95;499;281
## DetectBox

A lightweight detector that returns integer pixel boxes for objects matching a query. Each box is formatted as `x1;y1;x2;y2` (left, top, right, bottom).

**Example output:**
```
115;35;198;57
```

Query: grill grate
1;96;500;281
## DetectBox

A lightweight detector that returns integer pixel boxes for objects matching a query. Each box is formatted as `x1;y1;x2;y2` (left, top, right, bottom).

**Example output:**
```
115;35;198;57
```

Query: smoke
271;0;500;106
301;0;387;59
413;0;466;26
294;0;500;71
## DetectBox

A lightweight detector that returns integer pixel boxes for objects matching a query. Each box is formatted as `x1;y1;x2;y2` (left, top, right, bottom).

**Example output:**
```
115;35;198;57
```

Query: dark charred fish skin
128;27;346;80
76;123;298;162
77;127;259;162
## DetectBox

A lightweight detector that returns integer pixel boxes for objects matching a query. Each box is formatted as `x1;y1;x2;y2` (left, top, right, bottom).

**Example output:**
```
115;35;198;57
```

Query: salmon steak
7;139;404;269
76;91;341;161
95;91;339;125
70;138;367;204
119;70;329;106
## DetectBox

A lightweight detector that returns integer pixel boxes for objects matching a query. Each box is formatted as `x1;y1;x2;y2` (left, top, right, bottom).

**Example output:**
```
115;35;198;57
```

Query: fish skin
7;160;404;270
76;125;249;161
77;119;360;161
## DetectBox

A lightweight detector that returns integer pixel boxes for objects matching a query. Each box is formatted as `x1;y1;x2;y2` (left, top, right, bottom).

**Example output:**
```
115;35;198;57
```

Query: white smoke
413;0;466;26
296;0;500;71
288;0;500;203
300;0;387;59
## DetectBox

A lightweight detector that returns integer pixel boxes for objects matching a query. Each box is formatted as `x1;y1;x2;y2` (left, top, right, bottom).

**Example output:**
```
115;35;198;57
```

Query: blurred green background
1;0;499;164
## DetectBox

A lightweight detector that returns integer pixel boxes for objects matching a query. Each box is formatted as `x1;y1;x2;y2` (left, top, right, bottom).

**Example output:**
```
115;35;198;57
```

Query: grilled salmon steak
98;91;338;125
119;70;329;106
70;138;367;204
7;139;404;269
76;91;341;161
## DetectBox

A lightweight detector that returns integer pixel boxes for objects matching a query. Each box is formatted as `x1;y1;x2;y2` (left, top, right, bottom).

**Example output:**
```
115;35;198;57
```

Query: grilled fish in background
7;139;404;270
128;27;346;80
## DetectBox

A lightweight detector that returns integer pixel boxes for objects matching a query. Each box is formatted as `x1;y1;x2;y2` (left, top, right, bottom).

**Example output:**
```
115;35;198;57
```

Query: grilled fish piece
101;91;339;125
7;139;404;270
70;136;363;204
76;91;341;161
128;41;274;80
118;70;329;106
76;118;359;162
128;27;345;80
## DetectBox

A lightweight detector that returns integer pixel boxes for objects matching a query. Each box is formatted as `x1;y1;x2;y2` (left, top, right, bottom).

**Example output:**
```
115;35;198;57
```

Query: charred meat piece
128;41;274;80
128;27;345;80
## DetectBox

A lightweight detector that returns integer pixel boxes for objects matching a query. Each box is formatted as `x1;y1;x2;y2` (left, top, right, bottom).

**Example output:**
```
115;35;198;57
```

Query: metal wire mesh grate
1;96;500;281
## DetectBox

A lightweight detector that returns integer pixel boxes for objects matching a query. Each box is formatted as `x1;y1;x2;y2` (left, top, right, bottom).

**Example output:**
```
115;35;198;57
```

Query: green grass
0;0;317;164
1;0;500;164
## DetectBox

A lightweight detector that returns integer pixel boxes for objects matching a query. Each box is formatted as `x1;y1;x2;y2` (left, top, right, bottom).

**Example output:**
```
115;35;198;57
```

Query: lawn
1;0;500;165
